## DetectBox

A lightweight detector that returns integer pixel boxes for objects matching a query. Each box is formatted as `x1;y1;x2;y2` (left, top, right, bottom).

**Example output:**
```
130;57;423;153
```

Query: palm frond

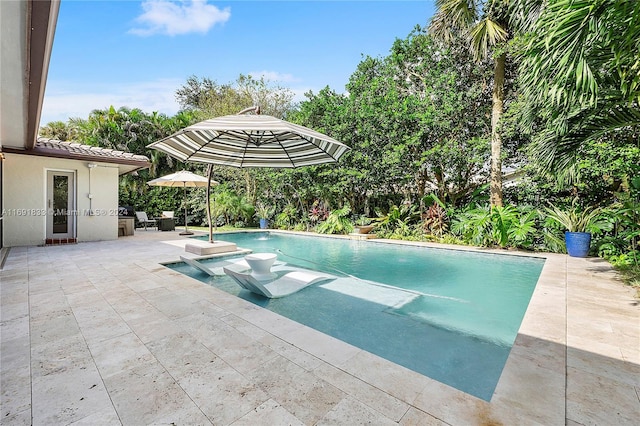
530;102;640;178
429;0;478;43
469;17;509;60
507;0;545;33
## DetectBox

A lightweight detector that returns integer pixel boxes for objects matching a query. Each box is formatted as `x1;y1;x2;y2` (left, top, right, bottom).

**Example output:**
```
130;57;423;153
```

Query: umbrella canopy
146;114;350;168
147;170;218;187
147;170;219;236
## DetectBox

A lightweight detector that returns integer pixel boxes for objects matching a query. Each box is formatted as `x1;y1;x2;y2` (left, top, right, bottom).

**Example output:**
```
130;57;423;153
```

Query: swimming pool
168;232;544;401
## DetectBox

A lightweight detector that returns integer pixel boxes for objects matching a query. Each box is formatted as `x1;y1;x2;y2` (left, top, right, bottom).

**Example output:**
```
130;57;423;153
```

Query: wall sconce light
87;163;97;169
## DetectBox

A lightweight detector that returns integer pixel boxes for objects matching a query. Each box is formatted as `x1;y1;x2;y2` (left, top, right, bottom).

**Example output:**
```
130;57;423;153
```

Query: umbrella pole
180;184;193;236
206;164;214;243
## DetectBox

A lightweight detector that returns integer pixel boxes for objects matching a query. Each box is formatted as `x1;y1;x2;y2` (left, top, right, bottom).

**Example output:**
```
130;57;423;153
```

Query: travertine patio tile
251;360;344;424
139;287;204;319
1;362;31;419
568;321;634;350
1;408;31;426
145;331;214;369
27;277;61;293
518;311;566;343
0;283;28;306
219;312;272;340
231;398;304;426
60;280;96;296
0;313;29;340
492;351;565;424
620;345;640;363
103;361;198;425
566;366;640;425
399;406;447;425
190;298;228;318
258;334;325;371
104;292;160;321
174;356;270;424
236;303;306;336
567;346;640;388
28;289;70;319
30;333;92;376
89;332;156;379
29;309;80;346
412;378;495;425
509;333;566;374
146;403;213;425
71;303;132;344
339;350;429;404
213;334;279;374
317;396;397;425
31;358;112;425
88;277;126;292
0;268;28;281
124;278;164;292
65;288;105;307
1;334;30;372
126;310;182;343
285;325;361;366
175;307;237;341
313;361;410;422
68;407;121;425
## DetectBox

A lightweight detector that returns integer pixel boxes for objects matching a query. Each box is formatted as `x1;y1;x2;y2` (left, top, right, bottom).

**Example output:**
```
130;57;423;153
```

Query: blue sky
41;0;436;125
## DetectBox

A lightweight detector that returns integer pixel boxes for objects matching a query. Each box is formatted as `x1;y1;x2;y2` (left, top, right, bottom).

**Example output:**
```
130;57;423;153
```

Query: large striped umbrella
146;112;350;168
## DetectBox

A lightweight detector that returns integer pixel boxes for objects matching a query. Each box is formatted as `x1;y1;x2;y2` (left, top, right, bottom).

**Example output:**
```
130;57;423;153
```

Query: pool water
169;232;544;401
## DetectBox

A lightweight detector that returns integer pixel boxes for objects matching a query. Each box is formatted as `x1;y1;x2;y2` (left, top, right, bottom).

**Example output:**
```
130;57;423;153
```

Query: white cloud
130;0;230;36
40;79;183;125
248;70;299;83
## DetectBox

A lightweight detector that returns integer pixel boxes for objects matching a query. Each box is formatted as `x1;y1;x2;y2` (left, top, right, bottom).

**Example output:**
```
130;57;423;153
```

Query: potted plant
255;204;275;229
544;201;609;257
354;216;375;234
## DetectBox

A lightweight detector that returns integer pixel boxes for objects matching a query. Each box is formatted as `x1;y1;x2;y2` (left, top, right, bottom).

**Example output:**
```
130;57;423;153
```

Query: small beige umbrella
147;170;219;235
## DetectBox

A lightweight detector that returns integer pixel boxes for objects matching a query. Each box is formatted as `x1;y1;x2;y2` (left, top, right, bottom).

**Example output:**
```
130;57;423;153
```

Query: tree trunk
490;53;506;208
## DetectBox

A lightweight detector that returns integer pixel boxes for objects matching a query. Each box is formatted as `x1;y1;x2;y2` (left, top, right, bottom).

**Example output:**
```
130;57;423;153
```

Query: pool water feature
169;232;544;401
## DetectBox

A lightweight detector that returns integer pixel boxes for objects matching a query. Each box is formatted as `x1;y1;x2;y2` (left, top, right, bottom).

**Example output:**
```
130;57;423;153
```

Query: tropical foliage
518;0;640;177
39;9;640;287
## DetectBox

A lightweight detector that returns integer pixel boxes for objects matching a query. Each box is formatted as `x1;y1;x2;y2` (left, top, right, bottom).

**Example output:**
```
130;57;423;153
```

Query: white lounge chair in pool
223;267;331;298
180;256;251;276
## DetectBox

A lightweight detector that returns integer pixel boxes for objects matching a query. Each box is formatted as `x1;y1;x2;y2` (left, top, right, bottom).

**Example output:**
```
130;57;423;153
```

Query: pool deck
1;230;638;425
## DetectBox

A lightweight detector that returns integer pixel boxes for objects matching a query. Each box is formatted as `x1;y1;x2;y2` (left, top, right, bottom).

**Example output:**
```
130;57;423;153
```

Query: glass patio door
46;171;76;239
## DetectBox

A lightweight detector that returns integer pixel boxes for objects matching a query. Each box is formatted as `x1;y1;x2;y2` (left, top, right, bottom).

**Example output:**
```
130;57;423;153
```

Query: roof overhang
2;138;151;175
0;0;60;151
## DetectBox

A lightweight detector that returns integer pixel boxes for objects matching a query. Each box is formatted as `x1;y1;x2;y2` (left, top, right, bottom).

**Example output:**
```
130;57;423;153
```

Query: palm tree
517;0;640;178
429;0;540;207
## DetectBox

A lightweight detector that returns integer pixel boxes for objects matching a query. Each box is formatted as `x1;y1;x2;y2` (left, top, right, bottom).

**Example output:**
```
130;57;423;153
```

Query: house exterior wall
2;153;119;246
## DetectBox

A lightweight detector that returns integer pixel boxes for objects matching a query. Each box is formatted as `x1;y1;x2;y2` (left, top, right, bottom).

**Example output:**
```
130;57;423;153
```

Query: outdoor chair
223;266;332;298
135;211;157;230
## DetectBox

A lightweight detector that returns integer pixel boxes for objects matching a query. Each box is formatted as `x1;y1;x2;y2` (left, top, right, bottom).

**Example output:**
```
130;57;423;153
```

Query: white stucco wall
2;153;119;246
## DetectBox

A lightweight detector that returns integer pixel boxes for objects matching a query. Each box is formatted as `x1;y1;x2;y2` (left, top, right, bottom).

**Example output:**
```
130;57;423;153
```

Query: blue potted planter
565;231;591;257
259;218;269;229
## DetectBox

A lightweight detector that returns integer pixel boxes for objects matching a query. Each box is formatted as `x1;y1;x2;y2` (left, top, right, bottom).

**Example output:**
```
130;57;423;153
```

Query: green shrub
317;204;353;235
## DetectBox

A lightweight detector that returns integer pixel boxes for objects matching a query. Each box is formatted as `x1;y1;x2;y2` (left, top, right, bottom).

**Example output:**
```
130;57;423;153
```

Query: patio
1;230;638;425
